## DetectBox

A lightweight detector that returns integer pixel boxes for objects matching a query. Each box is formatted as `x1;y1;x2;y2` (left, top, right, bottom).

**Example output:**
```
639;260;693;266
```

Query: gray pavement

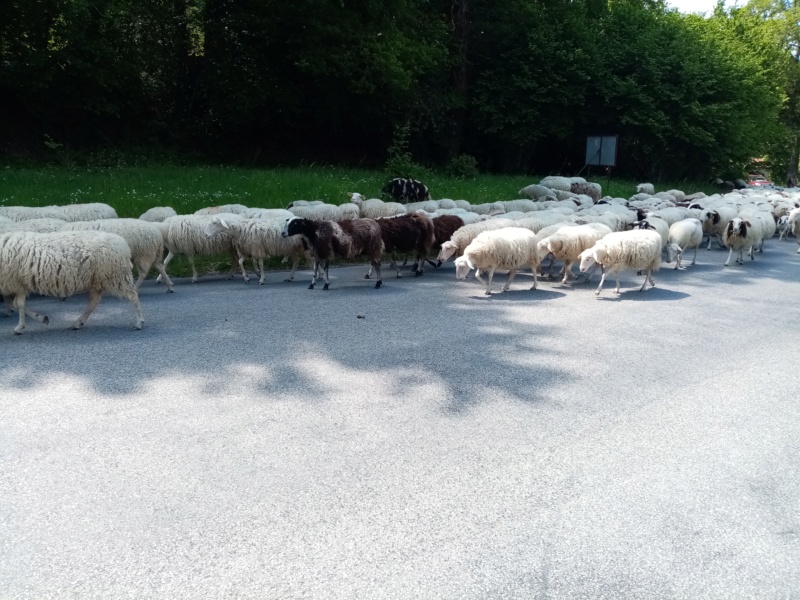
2;238;800;599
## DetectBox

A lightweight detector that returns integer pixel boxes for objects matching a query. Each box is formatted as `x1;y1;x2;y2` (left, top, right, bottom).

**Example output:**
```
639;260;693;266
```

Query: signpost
585;135;617;191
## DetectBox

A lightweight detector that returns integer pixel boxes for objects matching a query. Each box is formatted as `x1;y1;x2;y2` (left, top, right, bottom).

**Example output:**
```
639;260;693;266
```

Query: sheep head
204;217;229;238
437;241;458;262
454;256;472;280
578;248;597;272
665;242;682;263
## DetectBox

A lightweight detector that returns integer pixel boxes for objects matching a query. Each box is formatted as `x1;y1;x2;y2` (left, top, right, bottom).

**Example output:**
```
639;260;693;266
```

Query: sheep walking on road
579;229;663;296
454;227;541;295
282;217;385;290
0;231;143;334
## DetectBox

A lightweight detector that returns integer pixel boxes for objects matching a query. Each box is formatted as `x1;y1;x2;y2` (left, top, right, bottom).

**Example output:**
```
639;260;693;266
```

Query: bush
445;154;479;179
384;122;429;181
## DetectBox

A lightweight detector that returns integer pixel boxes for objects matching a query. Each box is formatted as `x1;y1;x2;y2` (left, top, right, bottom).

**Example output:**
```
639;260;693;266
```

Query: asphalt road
2;238;800;599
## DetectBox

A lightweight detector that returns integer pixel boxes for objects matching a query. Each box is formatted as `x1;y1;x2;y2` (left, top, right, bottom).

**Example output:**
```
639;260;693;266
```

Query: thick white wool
62;218;173;290
139;206;178;222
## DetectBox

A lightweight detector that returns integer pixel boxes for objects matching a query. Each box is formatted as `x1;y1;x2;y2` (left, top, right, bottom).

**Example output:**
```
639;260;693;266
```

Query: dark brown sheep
425;215;466;268
281;217;385;289
366;213;435;278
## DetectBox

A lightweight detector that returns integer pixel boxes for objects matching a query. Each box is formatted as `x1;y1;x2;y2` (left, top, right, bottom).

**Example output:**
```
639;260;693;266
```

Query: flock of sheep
1;174;798;334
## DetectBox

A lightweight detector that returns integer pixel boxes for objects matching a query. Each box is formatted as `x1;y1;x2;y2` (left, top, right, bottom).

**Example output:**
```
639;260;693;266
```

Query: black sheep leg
322;260;331;290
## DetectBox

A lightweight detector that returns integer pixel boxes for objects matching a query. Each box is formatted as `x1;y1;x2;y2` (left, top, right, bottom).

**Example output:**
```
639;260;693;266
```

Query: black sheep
281;217;385;289
381;178;431;203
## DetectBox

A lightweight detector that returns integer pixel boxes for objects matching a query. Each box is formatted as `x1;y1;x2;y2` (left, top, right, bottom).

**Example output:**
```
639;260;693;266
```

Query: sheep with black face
281;217;385;290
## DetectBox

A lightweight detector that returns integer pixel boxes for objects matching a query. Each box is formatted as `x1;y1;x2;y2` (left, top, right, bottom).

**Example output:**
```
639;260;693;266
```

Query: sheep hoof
435;261;442;268
70;322;83;330
259;281;265;286
411;264;418;272
134;322;143;330
484;291;492;296
375;281;382;289
43;316;49;325
594;290;601;296
395;273;402;278
166;287;174;293
364;274;371;279
414;271;423;277
308;283;315;290
13;328;23;335
283;278;293;282
323;283;330;290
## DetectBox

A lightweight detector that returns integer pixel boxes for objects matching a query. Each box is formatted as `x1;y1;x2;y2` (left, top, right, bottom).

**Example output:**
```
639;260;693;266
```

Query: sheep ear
465;257;474;270
219;218;228;228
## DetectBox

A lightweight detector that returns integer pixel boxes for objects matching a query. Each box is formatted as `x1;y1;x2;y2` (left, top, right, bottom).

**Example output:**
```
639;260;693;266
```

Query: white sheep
239;207;294;220
514;212;571;235
701;206;738;249
454;227;540;294
776;215;791;241
348;193;407;219
722;217;763;266
664;218;703;269
631;216;670;246
636;183;655;195
60;203;118;222
288;203;342;221
518;184;556;200
467;201;506;215
536;223;612;283
194;204;249;215
539;176;573;192
738;209;776;253
500;199;539;213
578;229;663;295
404;200;439;213
437;218;517;262
139;206;178;222
62;219;174;292
0;206;68;221
789;208;800;252
0;218;67;233
0;230;143;334
205;216;309;284
158;213;243;283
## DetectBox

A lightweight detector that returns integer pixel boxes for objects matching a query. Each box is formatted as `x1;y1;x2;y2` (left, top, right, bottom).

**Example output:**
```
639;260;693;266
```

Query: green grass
0;165;720;278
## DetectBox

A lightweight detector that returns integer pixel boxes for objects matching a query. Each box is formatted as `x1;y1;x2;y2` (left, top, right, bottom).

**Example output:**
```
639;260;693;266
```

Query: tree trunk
786;134;799;186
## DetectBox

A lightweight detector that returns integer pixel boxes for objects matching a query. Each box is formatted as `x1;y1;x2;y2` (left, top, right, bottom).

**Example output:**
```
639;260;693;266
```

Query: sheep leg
125;289;144;330
187;255;200;283
71;290;103;330
723;247;734;267
238;256;251;283
152;257;174;292
706;235;713;250
560;261;573;284
12;295;28;334
284;256;299;282
474;269;485;284
485;267;496;295
392;254;402;278
257;259;266;285
529;263;538;290
613;275;621;294
594;271;608;296
157;250;175;283
2;295;13;317
309;258;318;289
648;270;656;287
502;269;517;292
639;269;653;292
690;246;698;266
372;260;383;289
414;253;425;276
322;260;331;290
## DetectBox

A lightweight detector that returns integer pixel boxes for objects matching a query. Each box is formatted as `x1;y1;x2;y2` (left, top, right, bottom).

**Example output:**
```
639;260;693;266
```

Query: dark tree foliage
0;0;789;179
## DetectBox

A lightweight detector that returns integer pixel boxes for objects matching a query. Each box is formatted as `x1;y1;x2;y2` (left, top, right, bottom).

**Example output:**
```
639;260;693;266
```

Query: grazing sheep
636;183;655;195
139;206;178;222
578;229;663;295
367;213;435;278
381;178;431;202
664;218;703;269
281;217;385;290
159;214;243;283
0;231;143;334
536;223;612;283
722;217;762;266
60;203;118;222
454;227;541;294
437;218;517;262
205;216;309;284
349;193;407;219
63;219;174;292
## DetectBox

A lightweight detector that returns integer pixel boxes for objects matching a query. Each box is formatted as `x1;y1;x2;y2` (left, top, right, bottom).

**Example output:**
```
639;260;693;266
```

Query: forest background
2;0;800;184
